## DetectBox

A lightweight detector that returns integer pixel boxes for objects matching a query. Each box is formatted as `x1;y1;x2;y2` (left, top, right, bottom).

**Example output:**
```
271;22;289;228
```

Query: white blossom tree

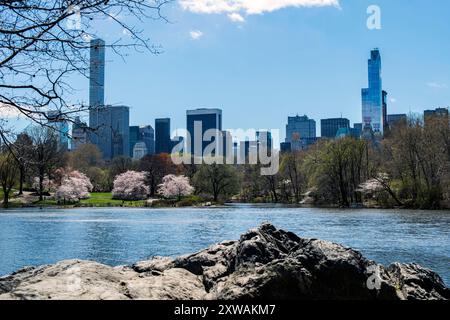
157;174;194;200
55;170;93;203
112;171;149;201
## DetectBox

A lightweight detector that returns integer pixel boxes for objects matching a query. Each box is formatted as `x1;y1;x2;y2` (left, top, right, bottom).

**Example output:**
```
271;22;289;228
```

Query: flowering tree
32;176;56;194
112;171;149;201
55;171;93;203
158;175;194;201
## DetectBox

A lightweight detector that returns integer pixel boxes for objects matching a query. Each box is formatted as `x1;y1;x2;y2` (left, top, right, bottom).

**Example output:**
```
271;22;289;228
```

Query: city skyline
54;0;449;142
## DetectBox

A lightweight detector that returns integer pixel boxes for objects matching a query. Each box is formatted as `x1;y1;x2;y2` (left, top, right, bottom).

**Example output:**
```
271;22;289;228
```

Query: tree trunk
3;190;9;209
19;166;24;195
39;173;44;201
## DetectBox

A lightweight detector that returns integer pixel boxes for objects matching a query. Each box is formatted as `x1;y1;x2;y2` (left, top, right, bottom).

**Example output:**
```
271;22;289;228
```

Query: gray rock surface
1;223;448;300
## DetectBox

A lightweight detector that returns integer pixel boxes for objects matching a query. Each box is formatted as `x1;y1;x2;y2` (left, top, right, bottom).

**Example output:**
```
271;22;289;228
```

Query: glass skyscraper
285;115;316;151
89;39;105;108
362;49;384;135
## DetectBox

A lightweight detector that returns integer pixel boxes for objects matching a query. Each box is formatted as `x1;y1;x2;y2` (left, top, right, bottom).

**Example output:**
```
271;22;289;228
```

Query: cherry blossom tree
157;175;194;200
55;170;93;203
112;171;149;201
32;176;56;194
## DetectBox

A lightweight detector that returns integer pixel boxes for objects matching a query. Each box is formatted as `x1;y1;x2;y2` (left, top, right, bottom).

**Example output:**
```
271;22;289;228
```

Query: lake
0;205;449;285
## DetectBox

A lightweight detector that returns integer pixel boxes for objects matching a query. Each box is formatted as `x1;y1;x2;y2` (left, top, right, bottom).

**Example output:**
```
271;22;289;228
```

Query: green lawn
79;192;147;207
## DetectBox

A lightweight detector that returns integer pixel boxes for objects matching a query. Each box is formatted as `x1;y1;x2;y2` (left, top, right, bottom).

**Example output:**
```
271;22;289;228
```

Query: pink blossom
112;171;149;201
157;175;194;200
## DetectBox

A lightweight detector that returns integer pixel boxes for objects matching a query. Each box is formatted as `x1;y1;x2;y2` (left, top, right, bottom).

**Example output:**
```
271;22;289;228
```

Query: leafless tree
0;0;171;147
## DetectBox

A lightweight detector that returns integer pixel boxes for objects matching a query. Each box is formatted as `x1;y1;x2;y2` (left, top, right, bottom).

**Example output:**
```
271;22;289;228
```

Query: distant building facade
424;108;449;125
47;111;69;151
71;116;88;151
362;49;384;136
133;141;148;160
155;118;171;154
285;115;316;151
186;108;222;158
321;118;350;138
387;114;407;129
89;105;130;160
129;125;155;158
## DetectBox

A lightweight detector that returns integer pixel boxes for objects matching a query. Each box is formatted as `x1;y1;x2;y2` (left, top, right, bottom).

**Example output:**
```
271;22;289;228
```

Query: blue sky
72;0;450;139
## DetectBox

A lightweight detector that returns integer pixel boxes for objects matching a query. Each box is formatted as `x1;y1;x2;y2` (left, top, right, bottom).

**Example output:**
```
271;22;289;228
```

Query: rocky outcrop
1;223;448;300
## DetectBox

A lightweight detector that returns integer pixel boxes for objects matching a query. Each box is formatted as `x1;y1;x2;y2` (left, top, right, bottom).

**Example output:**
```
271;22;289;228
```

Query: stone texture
1;223;448;300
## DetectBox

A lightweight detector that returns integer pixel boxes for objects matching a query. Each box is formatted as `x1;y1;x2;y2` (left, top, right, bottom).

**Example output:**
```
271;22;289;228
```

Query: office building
285;115;316;151
155;118;171;154
424;108;449;125
89;39;105;108
129;125;155;158
71;116;88;151
89;105;130;160
186;108;222;158
47;111;69;151
350;123;363;139
321;118;350;138
362;49;384;135
387;114;407;129
133;142;148;160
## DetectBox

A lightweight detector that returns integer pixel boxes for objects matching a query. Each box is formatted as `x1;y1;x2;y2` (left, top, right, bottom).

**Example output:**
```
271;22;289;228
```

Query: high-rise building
47;111;69;151
362;49;384;135
89;39;105;108
71;116;88;151
321;118;350;138
285;115;316;151
350;123;363;139
89;105;130;160
424;108;449;125
133;142;148;160
155;118;171;154
186;108;222;158
140;125;155;155
387;114;407;129
129;126;140;157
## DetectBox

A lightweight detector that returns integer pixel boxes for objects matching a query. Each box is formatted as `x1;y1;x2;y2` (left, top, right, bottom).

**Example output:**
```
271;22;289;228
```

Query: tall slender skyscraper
362;49;384;135
89;39;105;108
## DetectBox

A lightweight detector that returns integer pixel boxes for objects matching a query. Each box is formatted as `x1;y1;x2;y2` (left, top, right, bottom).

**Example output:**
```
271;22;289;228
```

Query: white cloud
180;0;340;15
190;30;204;40
228;12;245;23
427;82;448;89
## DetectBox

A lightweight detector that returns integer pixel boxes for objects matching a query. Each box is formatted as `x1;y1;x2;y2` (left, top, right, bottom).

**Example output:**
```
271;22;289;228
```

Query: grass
78;192;147;207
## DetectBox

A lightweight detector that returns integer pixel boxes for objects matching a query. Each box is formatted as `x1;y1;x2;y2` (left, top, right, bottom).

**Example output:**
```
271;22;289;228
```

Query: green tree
0;151;19;208
193;164;240;202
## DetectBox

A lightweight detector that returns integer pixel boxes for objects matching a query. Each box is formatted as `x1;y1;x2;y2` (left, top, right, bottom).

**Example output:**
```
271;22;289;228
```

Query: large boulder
1;223;448;300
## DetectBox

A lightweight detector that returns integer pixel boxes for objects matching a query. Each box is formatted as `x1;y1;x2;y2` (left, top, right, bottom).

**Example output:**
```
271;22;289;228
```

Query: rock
1;223;448;300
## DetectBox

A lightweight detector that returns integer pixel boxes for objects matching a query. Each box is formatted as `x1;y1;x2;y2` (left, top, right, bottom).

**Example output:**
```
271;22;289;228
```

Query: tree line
1;115;449;209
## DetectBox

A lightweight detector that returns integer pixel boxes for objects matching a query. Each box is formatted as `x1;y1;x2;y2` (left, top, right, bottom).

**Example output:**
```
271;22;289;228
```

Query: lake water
0;205;449;285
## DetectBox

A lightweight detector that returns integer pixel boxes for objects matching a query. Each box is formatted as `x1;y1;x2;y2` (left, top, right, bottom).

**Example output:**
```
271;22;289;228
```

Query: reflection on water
0;205;449;285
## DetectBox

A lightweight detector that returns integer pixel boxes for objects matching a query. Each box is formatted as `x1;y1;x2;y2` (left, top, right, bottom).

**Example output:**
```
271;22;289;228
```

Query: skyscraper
155;118;171;154
130;125;155;157
285;115;316;151
89;105;130;160
71;116;88;151
321;118;350;138
89;39;105;108
362;49;384;135
186;108;222;158
47;111;69;151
